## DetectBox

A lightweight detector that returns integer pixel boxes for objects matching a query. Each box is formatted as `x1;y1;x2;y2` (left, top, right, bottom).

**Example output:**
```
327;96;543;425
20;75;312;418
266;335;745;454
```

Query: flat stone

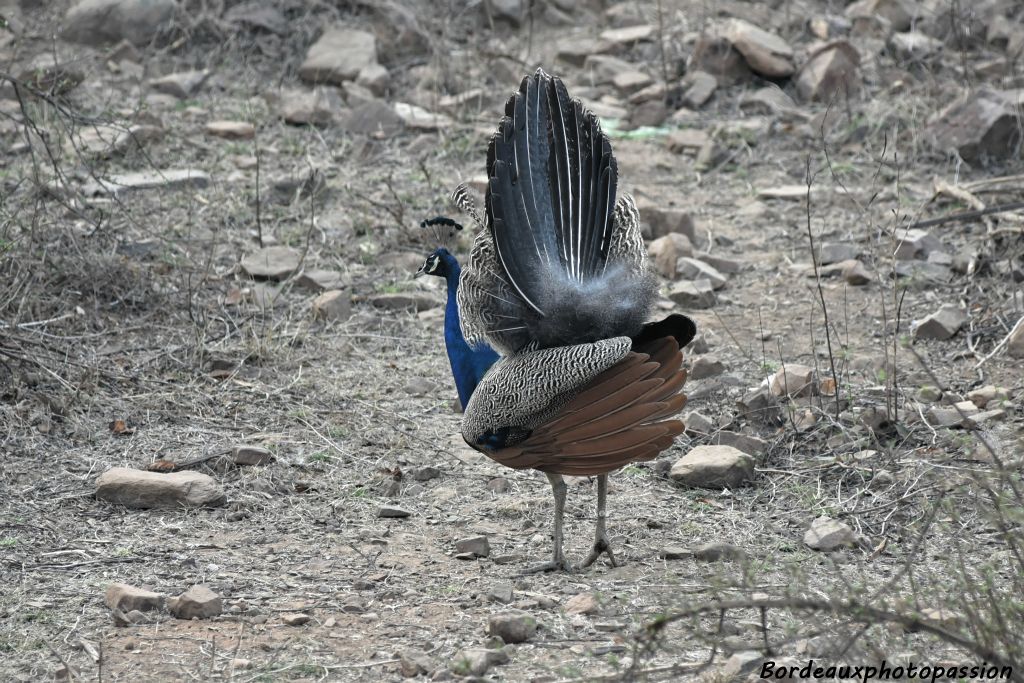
894;260;952;285
688;35;751;86
725;19;795;77
890;30;942;58
378;505;411;518
488;583;514;604
737;388;783;425
667;128;711;155
698;253;744;274
295;269;344;291
78;124;164;158
168;585;222;620
398;650;434;678
231;445;273;466
842;259;873;285
668;279;716;309
454;536;490;558
739;86;797;115
670;445;754;489
640;204;698;242
757;184;814;200
816;242;860;265
411;466;440;481
343;100;405;136
693;541;746;562
95;468;226;508
299;27;377;84
105;584;165;612
965;409;1006;428
279;88;335;127
611;69;652;94
240;246;301;280
356;63;389;95
149;70;208;99
966;386;1007;409
927;89;1023;163
796;41;861;102
676;257;727;289
917;385;943;403
582;54;635;86
556;36;602;67
488;611;537;644
367;292;443;312
281;613;310;626
205;120;255;140
683;411;714;435
599;24;655;49
690;355;725;379
912;304;966;341
84;169;210;196
647;233;694;278
712;431;768;456
564;592;600;615
452;648;509;677
681;70;719;107
62;0;176;46
724;651;768;679
804;516;855;550
17;55;84;95
846;0;914;32
312;289;352;321
894;229;942;260
925;406;970;428
393;102;452;130
770;364;816;397
659;546;692;560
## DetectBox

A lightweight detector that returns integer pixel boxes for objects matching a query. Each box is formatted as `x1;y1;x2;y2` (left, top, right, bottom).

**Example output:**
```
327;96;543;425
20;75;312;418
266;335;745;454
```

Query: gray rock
894;228;941;260
739;85;797;115
966;385;1007;409
965;409;1006;428
681;70;718;107
63;0;175;46
795;41;861;102
912;304;966;341
488;583;513;604
917;385;943;403
378;505;411;518
487;611;537;644
488;477;510;493
555;36;601;67
582;54;636;86
723;651;766;680
281;613;310;626
668;279;716;309
927;89;1023;163
676;257;727;290
647;233;694;278
105;583;165;612
231;445;273;466
666;128;711;155
712;431;768;456
683;411;714;435
846;0;913;31
737;388;783;424
393;102;452;131
564;592;600;615
356;63;389;95
804;516;855;550
894;260;952;285
770;364;816;397
279;88;336;127
299;27;377;85
411;466;440;481
725;19;795;77
84;169;210;196
366;292;443;312
690;355;725;379
240;246;301;280
816;242;860;265
149;69;208;99
95;468;226;508
167;585;222;620
18;55;84;95
659;546;692;560
295;269;344;291
688;35;751;86
600;24;655;50
841;259;873;285
454;536;490;558
452;648;509;677
641;205;699;242
670;445;754;489
693;541;746;562
343;100;405;136
890;30;942;58
611;69;652;94
312;290;352;321
925;406;968;428
205;120;255;140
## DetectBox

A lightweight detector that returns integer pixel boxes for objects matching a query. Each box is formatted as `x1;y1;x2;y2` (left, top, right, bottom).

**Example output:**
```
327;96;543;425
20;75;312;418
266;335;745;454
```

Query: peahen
433;69;695;571
416;216;500;411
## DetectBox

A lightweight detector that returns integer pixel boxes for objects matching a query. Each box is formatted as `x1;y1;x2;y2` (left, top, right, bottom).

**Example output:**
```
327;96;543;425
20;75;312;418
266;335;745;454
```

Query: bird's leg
520;472;571;574
581;474;617;569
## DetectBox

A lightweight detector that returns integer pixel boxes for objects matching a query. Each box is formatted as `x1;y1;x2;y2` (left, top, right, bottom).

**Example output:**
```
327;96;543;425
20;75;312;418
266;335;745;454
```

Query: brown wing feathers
488;336;687;475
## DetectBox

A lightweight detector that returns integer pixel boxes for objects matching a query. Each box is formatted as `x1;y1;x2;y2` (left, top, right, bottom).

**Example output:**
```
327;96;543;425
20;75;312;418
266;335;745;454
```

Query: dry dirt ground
2;0;1023;681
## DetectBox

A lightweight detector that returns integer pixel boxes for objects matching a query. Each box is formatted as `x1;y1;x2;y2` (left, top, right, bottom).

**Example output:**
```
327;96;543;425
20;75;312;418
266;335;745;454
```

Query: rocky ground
1;0;1023;681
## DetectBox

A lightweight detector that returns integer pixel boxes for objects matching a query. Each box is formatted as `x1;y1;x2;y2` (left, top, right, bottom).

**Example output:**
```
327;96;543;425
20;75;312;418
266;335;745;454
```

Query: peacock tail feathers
458;68;656;357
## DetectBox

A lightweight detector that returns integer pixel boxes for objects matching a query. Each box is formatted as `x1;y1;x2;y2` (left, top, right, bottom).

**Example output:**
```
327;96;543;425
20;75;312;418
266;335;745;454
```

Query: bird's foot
518;557;573;575
580;536;617;569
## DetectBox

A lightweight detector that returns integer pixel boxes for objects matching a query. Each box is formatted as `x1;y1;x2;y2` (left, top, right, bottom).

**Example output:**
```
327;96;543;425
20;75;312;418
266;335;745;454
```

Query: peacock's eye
427;256;440;273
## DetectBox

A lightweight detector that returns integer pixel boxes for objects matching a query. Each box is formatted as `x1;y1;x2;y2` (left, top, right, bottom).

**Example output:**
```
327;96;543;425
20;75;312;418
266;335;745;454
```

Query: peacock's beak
414;262;427;278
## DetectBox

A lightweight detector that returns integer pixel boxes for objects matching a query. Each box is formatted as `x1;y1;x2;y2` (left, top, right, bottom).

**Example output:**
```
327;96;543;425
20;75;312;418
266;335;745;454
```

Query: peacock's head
415;247;452;279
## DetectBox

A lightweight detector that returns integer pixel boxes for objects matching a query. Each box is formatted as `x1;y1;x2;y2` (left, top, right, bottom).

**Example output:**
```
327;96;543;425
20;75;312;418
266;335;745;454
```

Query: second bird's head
415;247;454;279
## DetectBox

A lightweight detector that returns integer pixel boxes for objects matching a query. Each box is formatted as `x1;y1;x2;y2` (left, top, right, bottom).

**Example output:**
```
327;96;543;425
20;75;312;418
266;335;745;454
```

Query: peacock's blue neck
439;252;499;410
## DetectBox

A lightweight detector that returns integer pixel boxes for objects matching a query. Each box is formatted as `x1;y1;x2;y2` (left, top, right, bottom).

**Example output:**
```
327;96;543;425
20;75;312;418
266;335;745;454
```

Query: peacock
426;69;696;572
416;216;500;410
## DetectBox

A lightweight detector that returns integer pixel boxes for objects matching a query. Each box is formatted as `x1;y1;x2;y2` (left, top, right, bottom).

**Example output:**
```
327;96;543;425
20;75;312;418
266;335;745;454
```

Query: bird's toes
581;538;617;569
518;558;574;575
